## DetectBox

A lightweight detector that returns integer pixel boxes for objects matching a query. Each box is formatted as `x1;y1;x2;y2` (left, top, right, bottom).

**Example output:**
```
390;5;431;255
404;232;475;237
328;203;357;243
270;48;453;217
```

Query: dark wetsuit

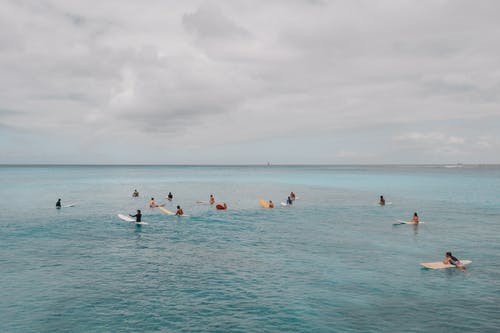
56;200;61;209
130;213;142;222
449;255;460;266
168;193;173;200
287;198;293;205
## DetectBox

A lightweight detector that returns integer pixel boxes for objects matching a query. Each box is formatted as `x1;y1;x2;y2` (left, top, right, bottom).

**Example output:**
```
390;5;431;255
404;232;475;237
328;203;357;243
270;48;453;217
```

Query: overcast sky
1;0;499;164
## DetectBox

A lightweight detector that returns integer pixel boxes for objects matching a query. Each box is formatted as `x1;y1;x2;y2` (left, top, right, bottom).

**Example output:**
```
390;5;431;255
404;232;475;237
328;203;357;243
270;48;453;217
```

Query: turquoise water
0;165;499;332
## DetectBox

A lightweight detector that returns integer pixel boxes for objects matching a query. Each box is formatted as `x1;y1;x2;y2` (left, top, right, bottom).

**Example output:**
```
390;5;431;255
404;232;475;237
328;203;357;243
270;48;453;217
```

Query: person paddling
443;252;466;271
411;212;419;224
268;200;274;208
209;194;215;205
56;198;62;209
379;195;385;205
175;205;184;216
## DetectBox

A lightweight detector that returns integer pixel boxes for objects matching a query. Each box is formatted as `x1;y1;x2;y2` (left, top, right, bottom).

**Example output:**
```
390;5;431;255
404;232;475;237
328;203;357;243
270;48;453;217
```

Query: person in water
132;189;139;197
286;196;293;205
209;194;215;205
56;198;61;209
175;205;184;216
149;198;157;208
411;212;419;223
290;192;296;200
129;209;142;222
379;195;385;205
167;192;173;201
443;251;466;271
268;200;274;208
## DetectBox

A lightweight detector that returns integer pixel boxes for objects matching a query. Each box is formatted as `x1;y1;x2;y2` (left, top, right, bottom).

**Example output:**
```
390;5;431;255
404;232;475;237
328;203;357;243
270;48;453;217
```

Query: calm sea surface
0;165;499;332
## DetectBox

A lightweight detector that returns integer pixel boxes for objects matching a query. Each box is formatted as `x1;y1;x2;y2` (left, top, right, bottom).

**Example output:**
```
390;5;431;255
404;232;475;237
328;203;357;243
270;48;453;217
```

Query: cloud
0;0;500;163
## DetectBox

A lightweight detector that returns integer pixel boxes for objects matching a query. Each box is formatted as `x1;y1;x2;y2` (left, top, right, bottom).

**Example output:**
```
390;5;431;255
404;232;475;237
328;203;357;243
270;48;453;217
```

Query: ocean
0;165;499;332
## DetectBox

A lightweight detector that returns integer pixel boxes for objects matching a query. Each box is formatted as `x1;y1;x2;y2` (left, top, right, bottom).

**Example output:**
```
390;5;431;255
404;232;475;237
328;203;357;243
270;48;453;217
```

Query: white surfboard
117;213;148;225
281;202;292;207
393;220;424;225
196;200;208;204
158;206;175;215
421;260;471;269
63;203;76;208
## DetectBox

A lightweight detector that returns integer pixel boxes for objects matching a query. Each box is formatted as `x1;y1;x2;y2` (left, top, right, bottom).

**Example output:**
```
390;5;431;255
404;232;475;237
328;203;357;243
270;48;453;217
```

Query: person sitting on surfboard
175;205;184;216
411;212;419;223
209;194;215;205
286;196;293;205
150;198;157;208
132;189;139;197
129;209;142;222
167;192;173;201
56;198;61;209
290;192;296;201
443;252;466;271
268;200;274;208
216;203;227;210
379;195;385;205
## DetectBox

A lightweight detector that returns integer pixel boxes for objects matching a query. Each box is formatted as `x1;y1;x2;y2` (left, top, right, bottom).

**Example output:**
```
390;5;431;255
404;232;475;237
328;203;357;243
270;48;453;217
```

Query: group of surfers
378;195;465;270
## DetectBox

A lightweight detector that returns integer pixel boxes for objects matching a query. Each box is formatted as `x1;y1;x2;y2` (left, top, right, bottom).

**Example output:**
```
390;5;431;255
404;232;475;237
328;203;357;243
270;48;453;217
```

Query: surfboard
281;202;291;207
259;199;269;208
393;220;424;225
196;200;208;204
421;260;471;269
117;214;148;225
63;203;76;208
158;206;175;215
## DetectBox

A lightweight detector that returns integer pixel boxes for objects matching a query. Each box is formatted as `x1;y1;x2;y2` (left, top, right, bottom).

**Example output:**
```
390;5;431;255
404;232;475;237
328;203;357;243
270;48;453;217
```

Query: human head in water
177;205;180;209
137;209;141;214
414;212;418;216
446;252;452;257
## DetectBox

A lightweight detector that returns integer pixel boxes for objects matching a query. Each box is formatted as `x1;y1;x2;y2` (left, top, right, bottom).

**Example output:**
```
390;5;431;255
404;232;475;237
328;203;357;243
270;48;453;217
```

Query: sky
1;0;499;164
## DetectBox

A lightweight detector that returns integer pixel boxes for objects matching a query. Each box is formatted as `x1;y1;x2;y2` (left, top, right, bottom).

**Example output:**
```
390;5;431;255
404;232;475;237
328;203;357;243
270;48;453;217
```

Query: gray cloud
0;0;499;163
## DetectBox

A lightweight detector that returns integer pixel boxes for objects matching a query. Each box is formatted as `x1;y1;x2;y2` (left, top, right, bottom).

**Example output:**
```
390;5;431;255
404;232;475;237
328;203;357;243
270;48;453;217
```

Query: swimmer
268;200;274;208
286;196;293;205
290;192;296;201
175;205;184;216
167;192;173;201
132;189;139;197
379;195;385;206
443;251;466;271
56;198;61;209
129;209;142;222
209;194;215;205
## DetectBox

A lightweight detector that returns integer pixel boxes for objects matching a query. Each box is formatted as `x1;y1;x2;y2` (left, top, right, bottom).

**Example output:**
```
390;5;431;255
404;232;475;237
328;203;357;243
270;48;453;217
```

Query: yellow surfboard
258;199;269;208
158;206;175;215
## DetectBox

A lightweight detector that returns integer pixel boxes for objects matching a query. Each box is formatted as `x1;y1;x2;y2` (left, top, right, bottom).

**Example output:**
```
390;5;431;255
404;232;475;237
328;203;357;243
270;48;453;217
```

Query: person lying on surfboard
379;195;385;205
209;194;215;205
56;198;62;209
443;252;466;271
129;209;142;222
268;200;274;208
167;192;173;201
286;196;293;205
175;205;184;216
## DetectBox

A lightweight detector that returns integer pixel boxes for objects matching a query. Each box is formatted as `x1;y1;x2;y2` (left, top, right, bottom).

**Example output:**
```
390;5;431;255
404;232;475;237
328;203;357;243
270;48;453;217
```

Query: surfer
443;252;466;271
209;194;215;205
268;200;274;208
129;209;142;222
216;203;227;210
150;198;157;208
290;192;296;201
175;205;184;216
132;189;139;197
56;198;61;209
411;212;419;223
379;195;385;205
286;196;293;205
167;192;173;201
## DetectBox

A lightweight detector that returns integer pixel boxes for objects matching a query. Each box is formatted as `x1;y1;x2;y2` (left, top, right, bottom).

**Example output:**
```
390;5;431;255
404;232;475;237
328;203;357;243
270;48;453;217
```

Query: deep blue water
0;165;499;332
